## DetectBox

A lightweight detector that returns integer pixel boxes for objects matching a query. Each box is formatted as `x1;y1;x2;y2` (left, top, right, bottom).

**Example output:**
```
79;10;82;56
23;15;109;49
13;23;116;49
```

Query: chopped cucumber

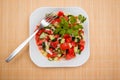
74;46;78;53
45;42;49;50
57;53;62;57
39;32;47;39
54;57;58;61
49;35;55;40
48;57;53;61
42;51;47;56
78;50;81;55
60;38;65;43
75;37;80;42
69;43;72;48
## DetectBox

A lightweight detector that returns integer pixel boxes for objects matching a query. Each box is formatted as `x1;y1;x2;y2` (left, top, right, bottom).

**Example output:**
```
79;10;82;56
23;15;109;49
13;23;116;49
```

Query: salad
35;11;86;61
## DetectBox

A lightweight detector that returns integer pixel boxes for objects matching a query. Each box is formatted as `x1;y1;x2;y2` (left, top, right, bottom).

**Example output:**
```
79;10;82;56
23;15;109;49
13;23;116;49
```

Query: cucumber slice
60;38;65;43
57;53;62;57
54;57;58;61
48;57;53;61
40;32;47;39
49;35;55;40
74;46;78;53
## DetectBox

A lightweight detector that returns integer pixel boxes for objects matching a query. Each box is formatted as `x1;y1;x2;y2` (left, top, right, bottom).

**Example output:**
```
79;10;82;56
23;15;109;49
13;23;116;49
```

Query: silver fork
6;13;57;62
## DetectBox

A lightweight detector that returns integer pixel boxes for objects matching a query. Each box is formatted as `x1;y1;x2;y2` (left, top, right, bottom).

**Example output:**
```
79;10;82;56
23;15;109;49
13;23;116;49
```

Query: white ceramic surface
29;7;90;67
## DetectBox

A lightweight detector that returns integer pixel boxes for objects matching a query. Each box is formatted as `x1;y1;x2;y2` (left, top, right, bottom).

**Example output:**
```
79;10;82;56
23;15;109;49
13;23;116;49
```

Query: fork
6;13;57;62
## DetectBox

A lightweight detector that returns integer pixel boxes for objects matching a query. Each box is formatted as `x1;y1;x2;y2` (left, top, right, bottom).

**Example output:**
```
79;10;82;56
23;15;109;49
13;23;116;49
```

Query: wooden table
0;0;120;80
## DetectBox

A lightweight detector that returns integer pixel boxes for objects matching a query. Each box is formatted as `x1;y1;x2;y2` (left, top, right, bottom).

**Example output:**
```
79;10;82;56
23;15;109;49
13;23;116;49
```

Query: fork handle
6;29;39;62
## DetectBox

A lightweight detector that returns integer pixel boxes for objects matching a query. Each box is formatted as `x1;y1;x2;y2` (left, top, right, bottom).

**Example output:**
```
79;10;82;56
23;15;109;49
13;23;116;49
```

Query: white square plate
29;7;90;67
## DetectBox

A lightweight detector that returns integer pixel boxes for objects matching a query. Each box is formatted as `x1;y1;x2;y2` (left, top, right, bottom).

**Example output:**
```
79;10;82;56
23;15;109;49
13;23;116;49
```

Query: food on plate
35;11;86;61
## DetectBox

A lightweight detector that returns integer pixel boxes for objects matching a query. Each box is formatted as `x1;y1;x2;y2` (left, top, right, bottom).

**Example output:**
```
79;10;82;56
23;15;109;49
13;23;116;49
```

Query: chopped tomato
79;30;84;34
45;36;50;41
47;52;57;58
66;48;75;60
60;43;70;50
79;40;85;46
71;41;77;47
37;39;45;45
65;37;72;43
52;18;61;24
57;11;64;16
36;29;44;36
50;40;59;48
54;34;60;39
44;30;53;34
63;16;68;21
80;45;84;51
35;35;39;42
64;34;70;39
63;34;72;42
38;46;42;50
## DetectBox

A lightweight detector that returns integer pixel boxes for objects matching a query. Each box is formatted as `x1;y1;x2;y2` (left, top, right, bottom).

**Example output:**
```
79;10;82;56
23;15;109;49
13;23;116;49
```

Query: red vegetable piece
79;40;85;46
57;11;64;16
37;39;45;45
50;40;59;48
71;41;77;47
66;48;75;60
60;43;70;50
80;45;84;51
44;30;53;35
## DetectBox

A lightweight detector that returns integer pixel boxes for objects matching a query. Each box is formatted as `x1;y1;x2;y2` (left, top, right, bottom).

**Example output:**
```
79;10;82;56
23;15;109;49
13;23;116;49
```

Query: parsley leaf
78;14;86;23
69;15;76;24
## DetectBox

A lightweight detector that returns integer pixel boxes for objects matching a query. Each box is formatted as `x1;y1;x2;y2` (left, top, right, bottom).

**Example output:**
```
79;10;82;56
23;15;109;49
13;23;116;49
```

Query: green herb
69;15;76;24
78;14;86;23
73;30;79;36
59;17;68;28
72;24;83;30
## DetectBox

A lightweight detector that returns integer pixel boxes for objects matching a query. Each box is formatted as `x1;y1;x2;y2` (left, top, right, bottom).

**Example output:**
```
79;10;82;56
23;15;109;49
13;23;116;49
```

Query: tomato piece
44;30;53;34
45;36;50;41
52;18;61;24
54;34;60;39
60;43;70;50
79;30;84;34
57;11;64;16
36;29;44;36
79;40;85;46
63;34;72;42
50;40;59;48
47;52;57;58
55;18;61;23
35;35;39;42
71;41;77;47
64;16;68;21
66;48;75;60
64;34;70;39
80;45;84;51
65;37;72;43
38;46;42;50
37;39;45;45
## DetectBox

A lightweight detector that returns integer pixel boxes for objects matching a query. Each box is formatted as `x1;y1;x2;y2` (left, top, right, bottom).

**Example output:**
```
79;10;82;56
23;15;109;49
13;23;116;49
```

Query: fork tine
47;16;58;23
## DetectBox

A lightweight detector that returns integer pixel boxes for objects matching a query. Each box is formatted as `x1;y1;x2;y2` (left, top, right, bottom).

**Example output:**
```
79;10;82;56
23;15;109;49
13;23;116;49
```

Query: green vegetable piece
59;29;65;35
78;50;81;55
78;14;86;23
73;30;79;36
69;15;76;24
59;17;68;28
66;29;73;34
42;42;46;51
72;24;83;30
